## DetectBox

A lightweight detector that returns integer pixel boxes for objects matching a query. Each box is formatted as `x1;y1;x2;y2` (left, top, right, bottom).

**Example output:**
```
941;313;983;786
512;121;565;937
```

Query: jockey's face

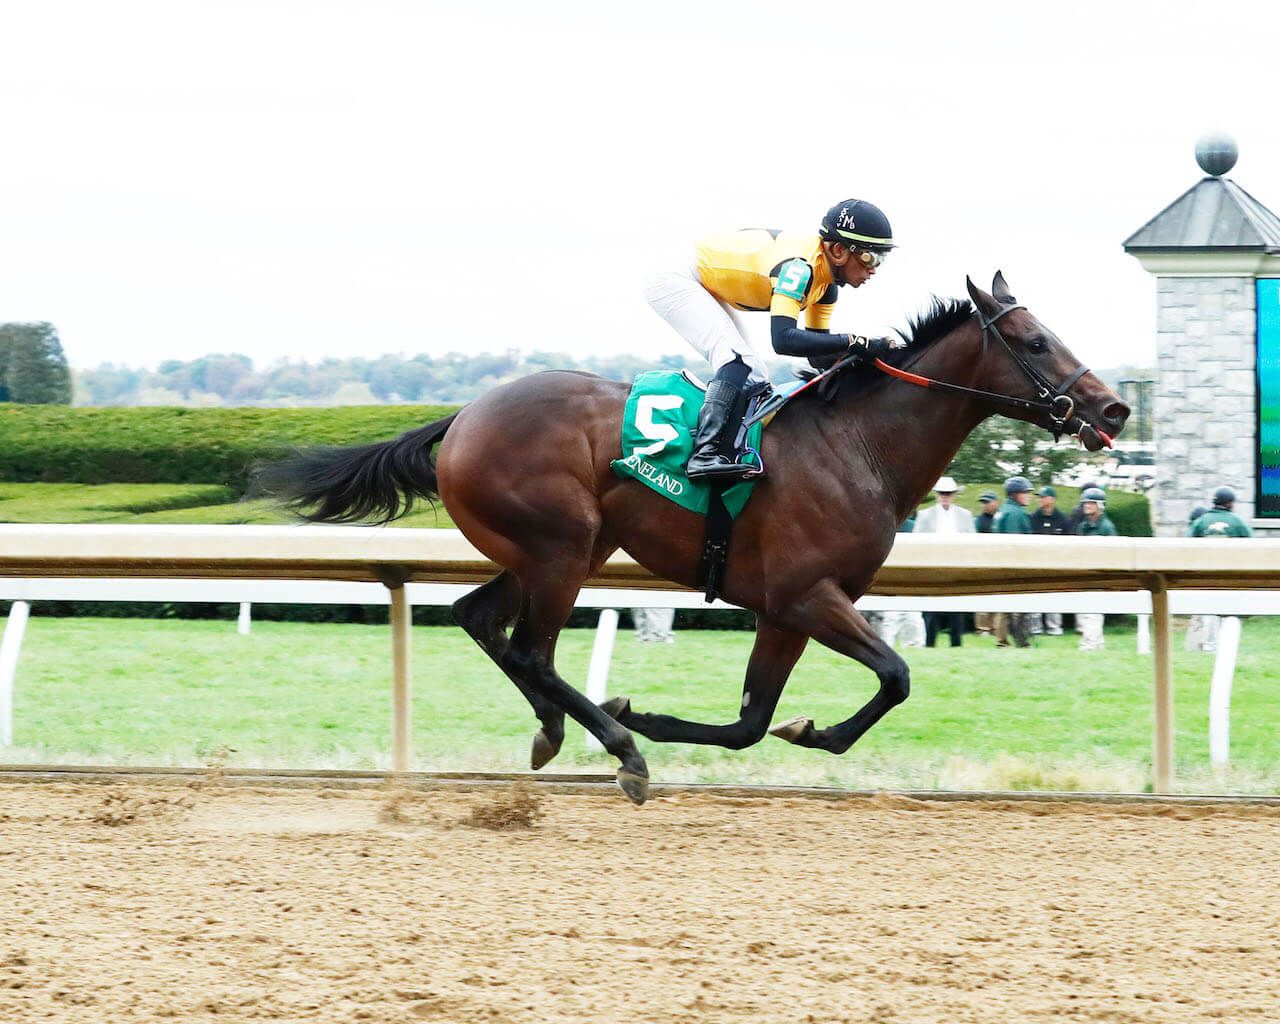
823;241;878;288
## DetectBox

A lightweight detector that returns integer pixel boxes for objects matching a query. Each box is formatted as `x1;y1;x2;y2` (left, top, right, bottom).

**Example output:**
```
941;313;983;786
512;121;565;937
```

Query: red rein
873;359;1115;449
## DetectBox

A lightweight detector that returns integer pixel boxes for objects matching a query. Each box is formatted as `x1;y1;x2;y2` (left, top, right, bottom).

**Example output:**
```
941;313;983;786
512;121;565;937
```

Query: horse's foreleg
501;567;650;803
452;571;567;770
768;580;910;755
609;621;808;749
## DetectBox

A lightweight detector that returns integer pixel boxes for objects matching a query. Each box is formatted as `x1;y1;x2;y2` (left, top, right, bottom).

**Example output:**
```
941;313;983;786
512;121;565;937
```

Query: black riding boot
686;359;752;482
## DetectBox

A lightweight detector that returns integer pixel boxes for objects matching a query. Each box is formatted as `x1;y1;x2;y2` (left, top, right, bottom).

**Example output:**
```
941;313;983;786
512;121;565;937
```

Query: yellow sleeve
805;302;835;330
768;293;802;320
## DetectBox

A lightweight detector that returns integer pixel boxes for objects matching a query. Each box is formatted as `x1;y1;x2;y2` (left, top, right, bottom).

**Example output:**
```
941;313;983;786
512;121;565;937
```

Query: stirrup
686;454;755;482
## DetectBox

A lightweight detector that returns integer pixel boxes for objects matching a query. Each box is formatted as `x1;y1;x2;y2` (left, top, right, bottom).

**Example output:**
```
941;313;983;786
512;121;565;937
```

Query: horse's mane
826;295;975;403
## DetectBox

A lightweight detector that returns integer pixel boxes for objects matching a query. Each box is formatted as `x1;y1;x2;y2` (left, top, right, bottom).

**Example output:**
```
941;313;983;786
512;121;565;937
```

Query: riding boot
686;359;752;482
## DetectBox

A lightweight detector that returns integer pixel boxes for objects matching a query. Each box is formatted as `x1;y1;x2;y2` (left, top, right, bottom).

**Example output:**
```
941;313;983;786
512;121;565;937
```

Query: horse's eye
1027;339;1047;354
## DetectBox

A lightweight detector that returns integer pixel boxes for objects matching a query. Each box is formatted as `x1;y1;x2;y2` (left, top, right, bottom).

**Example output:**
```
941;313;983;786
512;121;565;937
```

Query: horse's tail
251;412;460;525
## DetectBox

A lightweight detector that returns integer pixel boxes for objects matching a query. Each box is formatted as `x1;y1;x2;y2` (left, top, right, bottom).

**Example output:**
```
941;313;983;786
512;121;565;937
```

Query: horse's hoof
615;768;649;805
530;729;562;771
769;715;814;745
599;695;631;720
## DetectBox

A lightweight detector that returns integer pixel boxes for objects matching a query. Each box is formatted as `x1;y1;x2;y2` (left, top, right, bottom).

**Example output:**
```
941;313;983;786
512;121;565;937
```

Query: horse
256;273;1129;804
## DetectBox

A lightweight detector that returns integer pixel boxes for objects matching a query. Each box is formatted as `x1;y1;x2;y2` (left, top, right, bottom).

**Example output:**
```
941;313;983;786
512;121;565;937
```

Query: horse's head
964;272;1129;451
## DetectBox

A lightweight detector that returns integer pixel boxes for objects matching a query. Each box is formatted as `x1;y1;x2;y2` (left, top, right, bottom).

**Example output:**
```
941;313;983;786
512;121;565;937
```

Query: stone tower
1124;134;1280;536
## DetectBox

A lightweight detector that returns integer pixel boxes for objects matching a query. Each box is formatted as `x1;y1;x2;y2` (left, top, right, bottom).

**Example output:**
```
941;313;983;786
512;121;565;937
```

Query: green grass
7;615;1280;795
0;482;457;527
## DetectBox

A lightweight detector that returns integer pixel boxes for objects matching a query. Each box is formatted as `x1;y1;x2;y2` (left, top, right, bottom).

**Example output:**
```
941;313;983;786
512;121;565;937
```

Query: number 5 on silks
632;394;684;456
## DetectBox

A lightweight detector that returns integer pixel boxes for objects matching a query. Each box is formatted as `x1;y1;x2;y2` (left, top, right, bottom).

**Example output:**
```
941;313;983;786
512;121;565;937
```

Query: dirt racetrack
2;779;1279;1023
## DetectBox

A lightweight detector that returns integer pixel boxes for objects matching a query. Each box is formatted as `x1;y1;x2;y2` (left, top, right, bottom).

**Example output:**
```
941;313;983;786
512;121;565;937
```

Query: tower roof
1124;176;1280;252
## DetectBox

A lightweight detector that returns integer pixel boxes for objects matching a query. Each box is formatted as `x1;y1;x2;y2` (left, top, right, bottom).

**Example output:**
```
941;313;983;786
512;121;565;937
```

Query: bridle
873;302;1098;442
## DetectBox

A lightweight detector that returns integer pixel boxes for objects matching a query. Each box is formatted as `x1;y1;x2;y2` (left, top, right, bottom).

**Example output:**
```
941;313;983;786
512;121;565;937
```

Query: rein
873;303;1104;443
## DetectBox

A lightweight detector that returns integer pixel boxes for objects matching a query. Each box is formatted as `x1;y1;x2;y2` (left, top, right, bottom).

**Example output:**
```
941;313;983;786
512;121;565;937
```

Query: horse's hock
1124;132;1280;536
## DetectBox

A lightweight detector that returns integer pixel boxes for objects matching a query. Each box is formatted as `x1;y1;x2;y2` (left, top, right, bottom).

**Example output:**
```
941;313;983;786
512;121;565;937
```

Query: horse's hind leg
606;621;808;750
501;567;650;804
452;571;566;770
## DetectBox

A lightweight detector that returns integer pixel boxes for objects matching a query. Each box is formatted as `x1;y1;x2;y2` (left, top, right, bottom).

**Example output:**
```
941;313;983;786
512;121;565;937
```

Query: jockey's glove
847;335;895;361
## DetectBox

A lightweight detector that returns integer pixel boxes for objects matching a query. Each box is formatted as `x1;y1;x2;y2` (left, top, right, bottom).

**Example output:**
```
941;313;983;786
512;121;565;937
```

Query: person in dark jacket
1029;485;1071;636
1030;485;1070;535
975;490;1000;534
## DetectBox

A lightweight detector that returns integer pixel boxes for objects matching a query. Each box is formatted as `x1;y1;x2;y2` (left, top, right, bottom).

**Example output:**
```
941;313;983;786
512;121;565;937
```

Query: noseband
875;303;1091;441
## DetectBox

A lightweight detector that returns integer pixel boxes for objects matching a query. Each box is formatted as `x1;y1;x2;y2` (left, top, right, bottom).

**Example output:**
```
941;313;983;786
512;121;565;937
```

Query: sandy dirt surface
1;780;1279;1023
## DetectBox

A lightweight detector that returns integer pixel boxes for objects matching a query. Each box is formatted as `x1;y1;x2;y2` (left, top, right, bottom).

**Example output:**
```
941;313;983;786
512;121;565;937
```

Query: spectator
993;476;1033;648
632;607;676;643
973;489;1000;636
1029;485;1070;637
1066;480;1100;534
1189;486;1252;538
877;512;925;649
915;476;973;647
1182;506;1212;650
1075;486;1116;651
1186;486;1253;653
975;490;1000;533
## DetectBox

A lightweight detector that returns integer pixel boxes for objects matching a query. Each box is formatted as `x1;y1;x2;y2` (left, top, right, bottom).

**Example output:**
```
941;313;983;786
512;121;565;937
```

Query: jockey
644;199;897;481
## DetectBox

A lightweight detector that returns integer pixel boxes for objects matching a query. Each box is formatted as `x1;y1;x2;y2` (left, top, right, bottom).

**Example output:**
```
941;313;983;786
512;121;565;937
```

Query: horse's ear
992;271;1016;303
966;275;999;317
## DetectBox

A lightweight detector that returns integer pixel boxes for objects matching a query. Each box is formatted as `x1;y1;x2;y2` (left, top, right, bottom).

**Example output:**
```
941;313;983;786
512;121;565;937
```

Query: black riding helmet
820;199;895;252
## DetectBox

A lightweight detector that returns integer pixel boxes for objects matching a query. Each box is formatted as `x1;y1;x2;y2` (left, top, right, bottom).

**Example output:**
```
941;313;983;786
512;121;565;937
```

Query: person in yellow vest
644;199;898;481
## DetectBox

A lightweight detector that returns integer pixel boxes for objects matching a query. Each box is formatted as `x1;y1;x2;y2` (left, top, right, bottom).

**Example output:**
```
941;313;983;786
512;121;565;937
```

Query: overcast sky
2;0;1278;372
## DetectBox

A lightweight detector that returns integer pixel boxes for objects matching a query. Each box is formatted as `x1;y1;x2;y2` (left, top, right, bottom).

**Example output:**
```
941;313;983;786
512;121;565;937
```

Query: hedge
0;403;461;493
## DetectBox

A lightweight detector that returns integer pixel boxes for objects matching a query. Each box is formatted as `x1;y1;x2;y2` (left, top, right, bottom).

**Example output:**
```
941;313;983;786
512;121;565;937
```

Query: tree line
72;350;707;407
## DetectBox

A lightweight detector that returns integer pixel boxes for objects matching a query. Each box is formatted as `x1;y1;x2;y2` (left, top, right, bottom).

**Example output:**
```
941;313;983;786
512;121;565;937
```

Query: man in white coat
914;476;975;646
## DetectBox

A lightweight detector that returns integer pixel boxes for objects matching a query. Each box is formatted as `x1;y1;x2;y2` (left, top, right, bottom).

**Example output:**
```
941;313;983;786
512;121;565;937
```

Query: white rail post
377;568;413;773
584;609;619;752
1136;613;1150;655
1147;574;1175;794
0;601;31;747
237;602;252;635
1208;616;1242;767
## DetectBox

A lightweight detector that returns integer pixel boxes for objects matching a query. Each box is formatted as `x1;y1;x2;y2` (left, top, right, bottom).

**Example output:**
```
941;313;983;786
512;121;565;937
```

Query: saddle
611;360;858;602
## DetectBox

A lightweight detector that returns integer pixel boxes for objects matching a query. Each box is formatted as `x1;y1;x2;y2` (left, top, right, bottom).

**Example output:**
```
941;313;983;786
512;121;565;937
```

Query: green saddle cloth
610;370;763;518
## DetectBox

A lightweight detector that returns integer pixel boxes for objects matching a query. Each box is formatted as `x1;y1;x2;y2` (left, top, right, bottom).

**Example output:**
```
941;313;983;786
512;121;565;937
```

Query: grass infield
7;615;1279;795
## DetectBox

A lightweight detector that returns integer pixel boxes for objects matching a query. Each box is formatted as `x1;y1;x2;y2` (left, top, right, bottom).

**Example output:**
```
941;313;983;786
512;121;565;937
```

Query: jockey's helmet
1004;476;1032;495
1081;486;1107;504
820;200;894;253
1212;486;1236;506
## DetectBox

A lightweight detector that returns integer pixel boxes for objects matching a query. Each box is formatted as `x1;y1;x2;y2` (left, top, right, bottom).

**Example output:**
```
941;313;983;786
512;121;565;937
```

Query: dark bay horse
258;274;1129;803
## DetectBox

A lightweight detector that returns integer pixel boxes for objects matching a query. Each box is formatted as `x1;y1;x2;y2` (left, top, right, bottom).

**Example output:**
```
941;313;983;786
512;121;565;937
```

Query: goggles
856;248;887;268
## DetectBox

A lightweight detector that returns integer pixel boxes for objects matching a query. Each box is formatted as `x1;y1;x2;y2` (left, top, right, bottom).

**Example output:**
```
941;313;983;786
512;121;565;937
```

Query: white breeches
643;263;771;385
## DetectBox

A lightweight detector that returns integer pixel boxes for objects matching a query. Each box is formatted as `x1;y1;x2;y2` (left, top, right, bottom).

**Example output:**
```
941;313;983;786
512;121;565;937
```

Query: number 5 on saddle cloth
611;370;805;601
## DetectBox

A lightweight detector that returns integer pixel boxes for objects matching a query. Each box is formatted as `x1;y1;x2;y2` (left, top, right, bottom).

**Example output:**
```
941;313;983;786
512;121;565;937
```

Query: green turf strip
0;482;456;527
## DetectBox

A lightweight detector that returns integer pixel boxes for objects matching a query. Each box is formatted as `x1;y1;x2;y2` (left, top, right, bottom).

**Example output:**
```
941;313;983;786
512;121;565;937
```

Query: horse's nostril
1103;402;1130;426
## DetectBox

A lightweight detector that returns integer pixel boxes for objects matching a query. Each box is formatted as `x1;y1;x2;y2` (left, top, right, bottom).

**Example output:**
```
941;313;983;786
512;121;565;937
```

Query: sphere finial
1195;131;1238;177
